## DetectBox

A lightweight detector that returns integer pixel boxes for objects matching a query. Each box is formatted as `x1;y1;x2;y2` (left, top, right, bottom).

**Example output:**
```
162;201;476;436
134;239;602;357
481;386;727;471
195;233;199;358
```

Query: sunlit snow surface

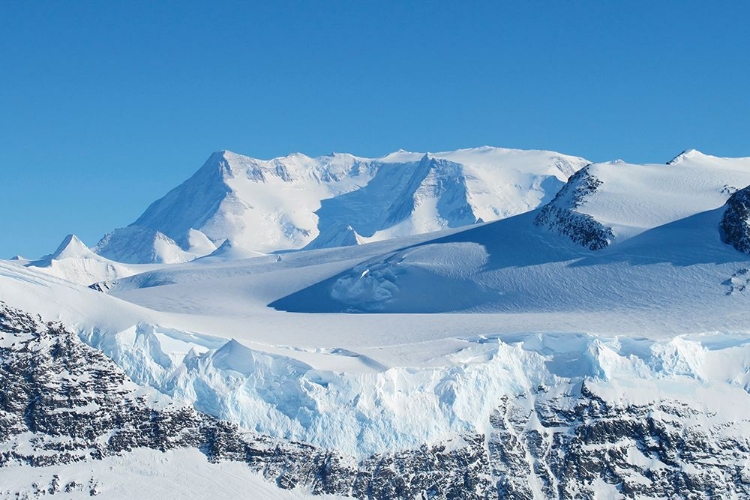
3;150;750;458
0;448;342;499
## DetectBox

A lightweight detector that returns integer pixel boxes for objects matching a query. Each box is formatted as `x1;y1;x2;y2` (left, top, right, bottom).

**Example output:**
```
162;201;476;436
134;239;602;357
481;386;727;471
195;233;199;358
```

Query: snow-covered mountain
274;150;750;315
534;149;750;249
93;147;588;263
5;147;750;498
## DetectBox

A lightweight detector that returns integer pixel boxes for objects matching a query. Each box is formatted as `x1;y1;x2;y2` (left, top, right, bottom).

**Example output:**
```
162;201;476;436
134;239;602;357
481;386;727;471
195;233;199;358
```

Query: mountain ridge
92;147;589;263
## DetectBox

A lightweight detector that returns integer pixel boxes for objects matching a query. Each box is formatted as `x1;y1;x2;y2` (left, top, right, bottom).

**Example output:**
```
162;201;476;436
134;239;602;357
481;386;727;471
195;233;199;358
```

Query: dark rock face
720;186;750;254
2;301;750;499
88;281;114;293
724;268;750;295
534;166;614;250
0;302;200;466
489;386;750;499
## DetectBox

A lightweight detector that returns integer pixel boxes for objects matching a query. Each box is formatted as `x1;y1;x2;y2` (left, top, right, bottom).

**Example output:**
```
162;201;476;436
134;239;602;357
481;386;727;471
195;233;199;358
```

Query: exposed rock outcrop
534;166;614;250
720;185;750;254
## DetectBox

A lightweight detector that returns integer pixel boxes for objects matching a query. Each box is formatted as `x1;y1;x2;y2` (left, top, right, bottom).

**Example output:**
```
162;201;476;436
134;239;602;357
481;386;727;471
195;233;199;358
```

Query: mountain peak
51;234;93;260
667;149;709;165
378;149;422;162
206;149;235;163
201;238;267;262
284;152;311;159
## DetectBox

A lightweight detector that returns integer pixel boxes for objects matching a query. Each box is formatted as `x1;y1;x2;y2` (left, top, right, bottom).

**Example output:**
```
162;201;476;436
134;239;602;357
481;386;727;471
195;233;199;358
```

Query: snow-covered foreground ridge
4;299;750;498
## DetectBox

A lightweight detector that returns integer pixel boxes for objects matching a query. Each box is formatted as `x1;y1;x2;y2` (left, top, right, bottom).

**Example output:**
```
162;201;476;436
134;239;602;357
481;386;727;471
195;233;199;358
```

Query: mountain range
4;145;750;498
91;147;588;263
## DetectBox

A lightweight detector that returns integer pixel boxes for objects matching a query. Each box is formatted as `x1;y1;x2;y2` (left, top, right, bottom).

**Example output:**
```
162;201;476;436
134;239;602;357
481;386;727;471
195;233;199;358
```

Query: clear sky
1;1;749;258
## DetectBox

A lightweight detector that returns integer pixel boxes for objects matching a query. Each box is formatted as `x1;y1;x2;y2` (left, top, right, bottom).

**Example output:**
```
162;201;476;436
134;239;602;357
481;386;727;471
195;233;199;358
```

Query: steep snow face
94;225;194;264
309;148;586;248
434;146;582;219
191;151;377;254
308;155;477;248
535;150;750;249
93;147;587;262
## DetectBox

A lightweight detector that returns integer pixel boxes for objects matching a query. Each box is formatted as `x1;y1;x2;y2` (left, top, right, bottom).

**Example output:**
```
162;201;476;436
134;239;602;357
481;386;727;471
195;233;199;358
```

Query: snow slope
280;151;750;316
93;147;588;262
0;448;341;500
6;253;750;461
535;149;750;249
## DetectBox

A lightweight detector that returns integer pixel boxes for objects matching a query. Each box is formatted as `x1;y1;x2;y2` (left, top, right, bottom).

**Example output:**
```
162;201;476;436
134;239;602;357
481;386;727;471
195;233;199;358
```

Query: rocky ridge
3;302;750;498
0;302;493;498
533;167;614;250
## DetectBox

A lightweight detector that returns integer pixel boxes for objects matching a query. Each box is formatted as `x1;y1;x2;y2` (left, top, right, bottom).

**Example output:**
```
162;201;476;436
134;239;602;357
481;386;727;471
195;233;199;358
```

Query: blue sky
1;1;749;258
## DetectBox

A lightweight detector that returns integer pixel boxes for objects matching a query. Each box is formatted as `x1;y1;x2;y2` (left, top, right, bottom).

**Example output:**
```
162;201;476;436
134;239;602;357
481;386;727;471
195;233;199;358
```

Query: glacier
77;321;750;458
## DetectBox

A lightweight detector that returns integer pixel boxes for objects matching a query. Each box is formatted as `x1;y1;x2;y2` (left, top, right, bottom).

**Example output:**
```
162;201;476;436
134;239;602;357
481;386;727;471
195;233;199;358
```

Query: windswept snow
275;204;750;318
0;448;342;499
0;260;159;334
